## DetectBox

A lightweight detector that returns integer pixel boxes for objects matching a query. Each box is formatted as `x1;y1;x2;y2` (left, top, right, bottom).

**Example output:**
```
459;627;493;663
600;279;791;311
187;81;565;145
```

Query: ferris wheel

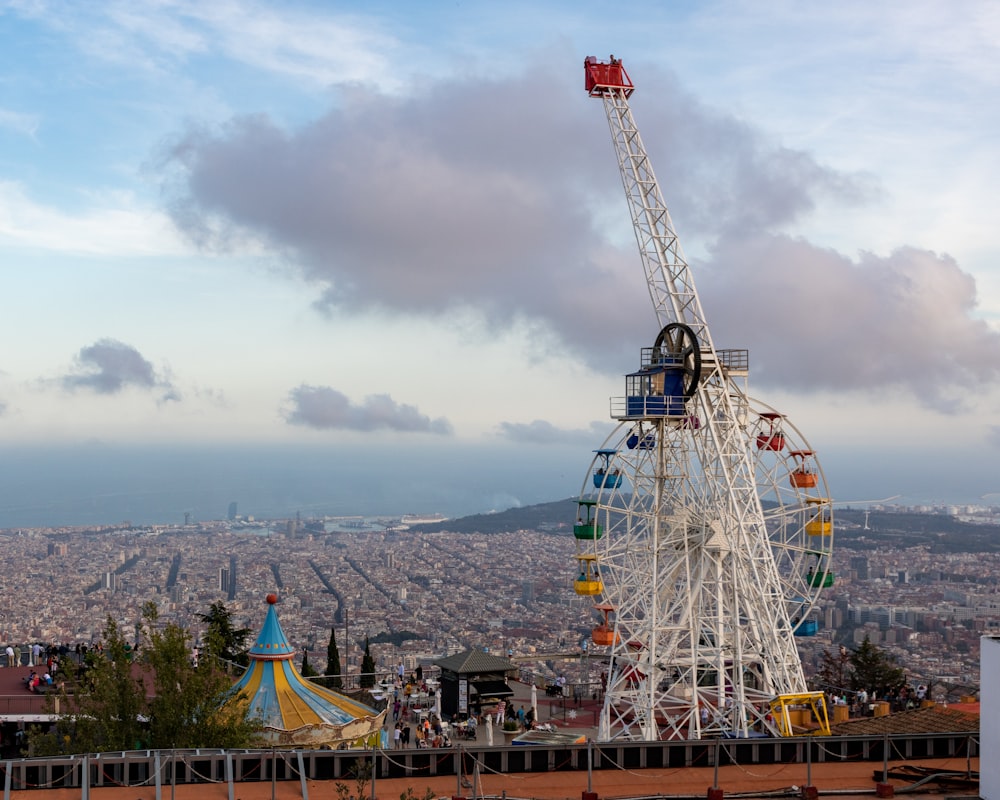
576;58;835;741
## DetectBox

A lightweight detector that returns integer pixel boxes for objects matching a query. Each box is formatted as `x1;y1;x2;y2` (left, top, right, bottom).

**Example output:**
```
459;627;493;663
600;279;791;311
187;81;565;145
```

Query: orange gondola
592;603;620;646
788;450;818;488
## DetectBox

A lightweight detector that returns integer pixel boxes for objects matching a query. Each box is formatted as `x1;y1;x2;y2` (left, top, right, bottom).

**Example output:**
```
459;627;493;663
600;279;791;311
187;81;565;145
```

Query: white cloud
0;181;188;255
5;0;401;88
0;108;39;138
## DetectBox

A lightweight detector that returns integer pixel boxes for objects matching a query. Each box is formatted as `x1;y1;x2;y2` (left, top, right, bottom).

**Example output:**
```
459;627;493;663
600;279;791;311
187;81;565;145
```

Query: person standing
5;645;14;667
31;643;42;667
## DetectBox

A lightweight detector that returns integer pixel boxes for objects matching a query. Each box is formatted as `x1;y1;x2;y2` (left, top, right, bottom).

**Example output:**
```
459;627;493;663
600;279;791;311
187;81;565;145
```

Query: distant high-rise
850;556;869;580
219;567;231;593
228;502;238;521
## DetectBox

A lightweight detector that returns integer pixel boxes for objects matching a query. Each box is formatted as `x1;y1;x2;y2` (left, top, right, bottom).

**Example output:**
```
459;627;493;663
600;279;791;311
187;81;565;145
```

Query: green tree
301;648;318;678
359;637;375;688
199;601;251;670
325;626;343;689
36;616;148;754
141;602;261;749
29;606;261;756
814;645;853;693
849;635;905;696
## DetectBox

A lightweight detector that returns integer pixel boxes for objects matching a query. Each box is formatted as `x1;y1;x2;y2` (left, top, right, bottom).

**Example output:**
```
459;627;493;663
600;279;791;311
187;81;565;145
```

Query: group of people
848;682;929;715
390;714;451;749
486;701;535;731
3;643;46;668
24;669;55;693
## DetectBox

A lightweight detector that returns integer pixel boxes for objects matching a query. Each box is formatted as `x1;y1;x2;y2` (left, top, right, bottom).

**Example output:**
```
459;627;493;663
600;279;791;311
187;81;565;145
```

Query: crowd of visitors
2;642;111;695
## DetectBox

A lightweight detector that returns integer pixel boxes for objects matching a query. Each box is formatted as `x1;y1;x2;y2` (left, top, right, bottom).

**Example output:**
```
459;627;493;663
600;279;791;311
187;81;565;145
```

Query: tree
301;648;318;678
199;601;251;670
31;615;147;754
325;626;343;689
141;602;261;749
29;605;261;756
814;645;853;694
849;635;905;696
359;637;375;688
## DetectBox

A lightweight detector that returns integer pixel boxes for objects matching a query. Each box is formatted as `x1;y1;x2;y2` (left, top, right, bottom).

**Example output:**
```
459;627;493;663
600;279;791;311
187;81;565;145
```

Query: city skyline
2;2;999;527
0;520;991;696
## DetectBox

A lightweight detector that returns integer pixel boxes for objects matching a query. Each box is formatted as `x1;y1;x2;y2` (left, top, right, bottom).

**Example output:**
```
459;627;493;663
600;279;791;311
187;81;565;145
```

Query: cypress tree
325;626;343;689
360;637;376;688
301;647;318;678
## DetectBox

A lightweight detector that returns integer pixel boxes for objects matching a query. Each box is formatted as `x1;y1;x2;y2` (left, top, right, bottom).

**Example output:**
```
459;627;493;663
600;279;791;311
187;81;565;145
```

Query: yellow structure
573;554;604;595
805;497;833;536
769;691;831;736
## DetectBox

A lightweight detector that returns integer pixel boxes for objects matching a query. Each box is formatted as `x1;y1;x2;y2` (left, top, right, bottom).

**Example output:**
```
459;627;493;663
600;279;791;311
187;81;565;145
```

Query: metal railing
0;731;977;793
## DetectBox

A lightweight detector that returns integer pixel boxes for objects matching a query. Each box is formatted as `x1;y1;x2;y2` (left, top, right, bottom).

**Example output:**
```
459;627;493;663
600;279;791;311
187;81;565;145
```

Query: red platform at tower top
584;55;634;97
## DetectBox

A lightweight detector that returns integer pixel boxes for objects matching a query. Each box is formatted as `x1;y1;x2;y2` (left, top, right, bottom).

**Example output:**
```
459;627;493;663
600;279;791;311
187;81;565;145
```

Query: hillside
410;500;1000;552
407;498;576;535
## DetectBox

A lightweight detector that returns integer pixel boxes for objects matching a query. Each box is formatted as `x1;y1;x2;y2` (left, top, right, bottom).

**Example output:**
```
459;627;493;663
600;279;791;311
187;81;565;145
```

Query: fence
0;731;978;796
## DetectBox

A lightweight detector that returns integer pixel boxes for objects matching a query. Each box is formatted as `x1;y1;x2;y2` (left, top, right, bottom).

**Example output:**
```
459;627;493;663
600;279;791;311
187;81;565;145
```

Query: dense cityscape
1;501;997;701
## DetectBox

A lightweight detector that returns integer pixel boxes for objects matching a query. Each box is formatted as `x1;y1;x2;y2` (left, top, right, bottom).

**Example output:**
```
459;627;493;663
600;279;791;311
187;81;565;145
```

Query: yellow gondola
574;554;603;595
805;497;833;536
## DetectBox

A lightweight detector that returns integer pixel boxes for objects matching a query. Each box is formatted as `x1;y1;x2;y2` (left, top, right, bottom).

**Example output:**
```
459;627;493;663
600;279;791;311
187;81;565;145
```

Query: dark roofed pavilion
433;649;516;720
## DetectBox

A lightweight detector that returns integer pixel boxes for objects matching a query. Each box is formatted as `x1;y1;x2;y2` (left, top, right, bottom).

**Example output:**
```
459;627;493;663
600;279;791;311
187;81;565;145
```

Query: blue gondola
592;448;623;488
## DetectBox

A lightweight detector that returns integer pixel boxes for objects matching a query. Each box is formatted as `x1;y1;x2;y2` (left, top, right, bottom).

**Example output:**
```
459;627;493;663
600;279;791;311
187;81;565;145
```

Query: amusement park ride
574;57;834;741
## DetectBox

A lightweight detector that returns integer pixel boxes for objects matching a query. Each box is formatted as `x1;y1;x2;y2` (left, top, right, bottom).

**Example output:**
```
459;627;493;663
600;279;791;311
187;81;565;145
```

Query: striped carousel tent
230;594;385;748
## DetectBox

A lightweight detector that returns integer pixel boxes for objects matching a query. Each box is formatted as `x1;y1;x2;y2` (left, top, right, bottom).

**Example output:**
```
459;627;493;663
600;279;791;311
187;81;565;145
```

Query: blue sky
1;1;999;524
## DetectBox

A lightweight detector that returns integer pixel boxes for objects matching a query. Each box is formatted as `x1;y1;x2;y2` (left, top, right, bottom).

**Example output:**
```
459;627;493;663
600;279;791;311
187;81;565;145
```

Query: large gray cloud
62;339;179;400
162;57;1000;410
284;384;451;434
699;237;1000;412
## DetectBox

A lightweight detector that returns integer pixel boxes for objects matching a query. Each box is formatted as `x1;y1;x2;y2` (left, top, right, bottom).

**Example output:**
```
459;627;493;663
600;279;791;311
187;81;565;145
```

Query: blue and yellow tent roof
230;594;384;747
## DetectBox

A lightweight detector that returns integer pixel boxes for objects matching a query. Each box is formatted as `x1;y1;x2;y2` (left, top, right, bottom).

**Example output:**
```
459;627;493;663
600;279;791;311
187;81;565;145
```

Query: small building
433;649;516;720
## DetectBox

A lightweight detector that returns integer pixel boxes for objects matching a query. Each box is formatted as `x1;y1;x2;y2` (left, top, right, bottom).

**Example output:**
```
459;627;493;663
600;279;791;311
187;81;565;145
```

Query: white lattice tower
579;57;818;741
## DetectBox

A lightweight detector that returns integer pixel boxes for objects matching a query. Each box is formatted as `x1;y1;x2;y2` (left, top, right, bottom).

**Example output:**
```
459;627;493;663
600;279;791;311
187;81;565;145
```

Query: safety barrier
0;732;978;793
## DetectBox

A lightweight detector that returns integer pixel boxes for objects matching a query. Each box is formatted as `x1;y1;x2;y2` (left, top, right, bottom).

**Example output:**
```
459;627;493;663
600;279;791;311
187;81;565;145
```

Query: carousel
229;594;385;748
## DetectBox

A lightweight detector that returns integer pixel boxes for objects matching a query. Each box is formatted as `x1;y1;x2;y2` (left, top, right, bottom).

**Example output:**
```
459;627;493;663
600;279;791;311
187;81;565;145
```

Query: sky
1;0;999;526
